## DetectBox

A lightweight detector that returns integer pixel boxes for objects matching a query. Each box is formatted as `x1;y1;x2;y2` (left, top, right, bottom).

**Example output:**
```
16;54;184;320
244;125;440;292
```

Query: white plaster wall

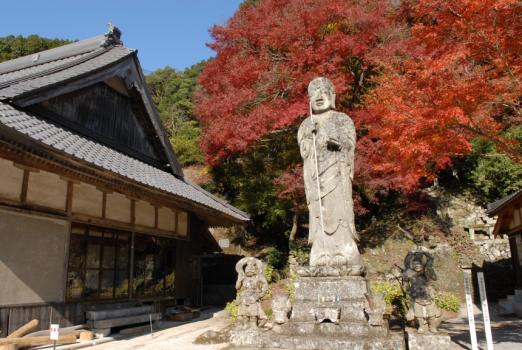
71;183;103;217
26;171;67;210
0;158;24;202
0;208;68;305
106;192;131;223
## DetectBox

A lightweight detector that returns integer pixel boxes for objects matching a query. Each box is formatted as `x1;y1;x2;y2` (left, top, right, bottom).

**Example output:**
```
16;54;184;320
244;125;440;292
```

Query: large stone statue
403;248;442;333
235;257;269;329
298;77;362;272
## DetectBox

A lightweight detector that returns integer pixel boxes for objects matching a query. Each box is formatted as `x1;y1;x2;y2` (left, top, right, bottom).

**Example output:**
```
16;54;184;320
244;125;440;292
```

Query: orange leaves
363;0;521;191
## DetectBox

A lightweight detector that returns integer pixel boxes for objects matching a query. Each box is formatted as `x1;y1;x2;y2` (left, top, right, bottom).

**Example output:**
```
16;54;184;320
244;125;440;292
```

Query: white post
477;272;494;350
463;270;479;350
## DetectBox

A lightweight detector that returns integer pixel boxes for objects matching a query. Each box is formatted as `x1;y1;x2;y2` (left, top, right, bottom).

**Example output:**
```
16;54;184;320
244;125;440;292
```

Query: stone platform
230;274;404;350
406;330;451;350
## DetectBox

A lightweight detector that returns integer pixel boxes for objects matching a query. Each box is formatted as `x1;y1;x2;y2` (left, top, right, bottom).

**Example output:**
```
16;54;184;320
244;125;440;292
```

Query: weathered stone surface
298;77;361;270
230;328;403;350
234;257;269;329
403;247;442;333
406;330;451;350
294;276;367;301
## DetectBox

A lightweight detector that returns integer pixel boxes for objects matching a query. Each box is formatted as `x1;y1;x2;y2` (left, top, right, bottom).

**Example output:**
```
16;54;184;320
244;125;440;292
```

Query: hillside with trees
0;35;72;62
194;0;522;251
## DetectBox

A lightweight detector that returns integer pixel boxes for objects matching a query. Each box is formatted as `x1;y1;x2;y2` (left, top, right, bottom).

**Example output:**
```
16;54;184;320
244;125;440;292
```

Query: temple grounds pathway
59;308;521;350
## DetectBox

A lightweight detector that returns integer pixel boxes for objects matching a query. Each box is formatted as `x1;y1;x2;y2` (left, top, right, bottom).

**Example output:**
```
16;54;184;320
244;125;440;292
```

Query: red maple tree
196;0;521;195
362;0;522;190
195;0;392;164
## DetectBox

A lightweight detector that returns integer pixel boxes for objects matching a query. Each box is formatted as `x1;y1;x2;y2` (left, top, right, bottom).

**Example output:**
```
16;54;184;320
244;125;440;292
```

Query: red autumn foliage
195;0;391;164
362;0;522;190
196;0;522;193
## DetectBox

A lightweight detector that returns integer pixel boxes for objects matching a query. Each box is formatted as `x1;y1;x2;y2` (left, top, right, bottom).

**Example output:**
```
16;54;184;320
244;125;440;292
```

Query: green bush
435;292;461;313
225;300;239;320
371;281;410;318
264;264;275;283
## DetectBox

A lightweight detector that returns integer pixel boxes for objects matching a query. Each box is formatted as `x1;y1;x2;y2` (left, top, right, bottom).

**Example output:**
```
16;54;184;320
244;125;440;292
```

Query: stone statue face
245;261;257;277
308;77;336;113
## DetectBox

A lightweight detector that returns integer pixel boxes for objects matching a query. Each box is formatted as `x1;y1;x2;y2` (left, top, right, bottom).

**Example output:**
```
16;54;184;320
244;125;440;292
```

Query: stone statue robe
298;111;361;266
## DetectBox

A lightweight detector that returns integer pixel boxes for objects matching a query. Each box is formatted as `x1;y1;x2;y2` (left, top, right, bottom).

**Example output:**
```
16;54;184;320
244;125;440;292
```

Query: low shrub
225;300;239;320
371;281;410;318
435;292;461;313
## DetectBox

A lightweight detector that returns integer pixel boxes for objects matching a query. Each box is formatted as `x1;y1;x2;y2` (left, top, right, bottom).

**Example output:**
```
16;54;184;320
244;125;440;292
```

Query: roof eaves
0;25;123;76
486;189;522;215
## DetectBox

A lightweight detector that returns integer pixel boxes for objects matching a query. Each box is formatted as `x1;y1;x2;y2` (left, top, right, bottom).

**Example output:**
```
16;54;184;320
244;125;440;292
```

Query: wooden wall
0;157;189;239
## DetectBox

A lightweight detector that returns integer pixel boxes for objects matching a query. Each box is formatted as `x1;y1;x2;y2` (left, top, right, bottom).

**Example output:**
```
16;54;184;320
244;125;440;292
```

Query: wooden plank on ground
7;319;38;338
0;335;76;346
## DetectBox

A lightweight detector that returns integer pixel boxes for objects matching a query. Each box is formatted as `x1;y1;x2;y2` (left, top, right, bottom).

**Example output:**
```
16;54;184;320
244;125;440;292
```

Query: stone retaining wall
474;239;511;262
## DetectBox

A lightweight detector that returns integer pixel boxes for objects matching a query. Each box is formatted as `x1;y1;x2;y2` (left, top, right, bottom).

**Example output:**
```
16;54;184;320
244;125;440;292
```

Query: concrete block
88;313;161;329
407;330;451;350
86;306;153;320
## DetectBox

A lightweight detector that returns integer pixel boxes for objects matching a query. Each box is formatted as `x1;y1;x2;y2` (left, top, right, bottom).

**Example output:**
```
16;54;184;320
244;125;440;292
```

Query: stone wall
474;239;511;262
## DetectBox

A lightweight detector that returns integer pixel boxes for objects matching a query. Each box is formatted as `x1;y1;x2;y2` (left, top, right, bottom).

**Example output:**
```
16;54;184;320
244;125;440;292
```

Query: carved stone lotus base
229;274;404;350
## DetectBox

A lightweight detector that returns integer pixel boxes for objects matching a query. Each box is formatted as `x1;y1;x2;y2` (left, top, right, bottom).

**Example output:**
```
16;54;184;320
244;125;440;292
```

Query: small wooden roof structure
487;189;522;237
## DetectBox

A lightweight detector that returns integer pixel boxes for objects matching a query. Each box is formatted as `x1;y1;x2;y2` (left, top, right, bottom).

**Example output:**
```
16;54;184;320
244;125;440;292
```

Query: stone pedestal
406;330;451;350
230;274;404;350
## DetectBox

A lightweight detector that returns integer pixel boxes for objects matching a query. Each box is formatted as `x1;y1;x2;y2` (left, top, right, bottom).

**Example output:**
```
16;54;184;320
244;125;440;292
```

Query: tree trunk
289;212;298;242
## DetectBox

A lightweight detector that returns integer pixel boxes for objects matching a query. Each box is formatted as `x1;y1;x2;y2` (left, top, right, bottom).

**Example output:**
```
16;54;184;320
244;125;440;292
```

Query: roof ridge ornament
102;22;122;47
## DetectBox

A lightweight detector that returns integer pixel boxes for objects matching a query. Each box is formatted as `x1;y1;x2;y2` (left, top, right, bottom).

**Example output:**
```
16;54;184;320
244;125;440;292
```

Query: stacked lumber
0;320;78;349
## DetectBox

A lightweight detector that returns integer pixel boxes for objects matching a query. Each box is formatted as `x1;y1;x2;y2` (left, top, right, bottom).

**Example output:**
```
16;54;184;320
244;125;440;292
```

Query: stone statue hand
327;138;341;151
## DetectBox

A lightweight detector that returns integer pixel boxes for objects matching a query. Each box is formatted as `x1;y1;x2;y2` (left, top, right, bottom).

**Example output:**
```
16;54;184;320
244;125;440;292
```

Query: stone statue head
236;257;265;280
308;77;336;113
404;250;437;281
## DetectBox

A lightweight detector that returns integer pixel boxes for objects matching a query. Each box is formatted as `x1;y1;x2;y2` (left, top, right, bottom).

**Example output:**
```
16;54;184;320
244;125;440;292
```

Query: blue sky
0;0;244;72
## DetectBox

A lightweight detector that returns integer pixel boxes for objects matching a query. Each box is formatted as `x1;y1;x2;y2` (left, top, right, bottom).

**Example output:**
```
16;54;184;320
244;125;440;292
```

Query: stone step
231;329;403;350
87;312;161;329
282;321;387;338
86;305;154;321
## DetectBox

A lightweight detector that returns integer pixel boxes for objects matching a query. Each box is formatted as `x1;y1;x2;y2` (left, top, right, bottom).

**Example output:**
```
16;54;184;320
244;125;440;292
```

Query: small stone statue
403;248;442;333
298;77;362;274
235;257;269;328
272;293;292;325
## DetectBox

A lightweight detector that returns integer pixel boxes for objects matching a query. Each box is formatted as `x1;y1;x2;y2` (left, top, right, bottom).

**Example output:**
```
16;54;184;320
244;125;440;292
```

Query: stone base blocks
230;275;404;350
406;330;451;350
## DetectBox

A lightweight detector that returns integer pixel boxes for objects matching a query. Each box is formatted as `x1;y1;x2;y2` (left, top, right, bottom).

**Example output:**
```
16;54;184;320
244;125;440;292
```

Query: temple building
0;27;248;335
487;190;522;316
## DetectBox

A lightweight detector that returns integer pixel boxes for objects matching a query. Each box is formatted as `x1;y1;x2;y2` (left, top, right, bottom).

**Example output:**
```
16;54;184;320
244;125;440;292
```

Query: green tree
0;35;72;63
468;127;522;203
146;62;206;166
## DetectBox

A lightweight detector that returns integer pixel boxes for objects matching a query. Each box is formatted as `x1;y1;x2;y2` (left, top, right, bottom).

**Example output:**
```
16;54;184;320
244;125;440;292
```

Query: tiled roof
0;46;133;99
487;189;522;215
0;101;249;222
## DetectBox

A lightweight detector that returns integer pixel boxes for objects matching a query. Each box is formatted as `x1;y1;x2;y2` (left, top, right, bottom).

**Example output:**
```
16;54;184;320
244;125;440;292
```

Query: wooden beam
0;335;76;346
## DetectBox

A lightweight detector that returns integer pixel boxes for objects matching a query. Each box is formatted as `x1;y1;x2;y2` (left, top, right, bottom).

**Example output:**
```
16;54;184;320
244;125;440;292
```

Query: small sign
477;272;494;350
218;239;230;248
50;324;60;341
463;271;478;350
